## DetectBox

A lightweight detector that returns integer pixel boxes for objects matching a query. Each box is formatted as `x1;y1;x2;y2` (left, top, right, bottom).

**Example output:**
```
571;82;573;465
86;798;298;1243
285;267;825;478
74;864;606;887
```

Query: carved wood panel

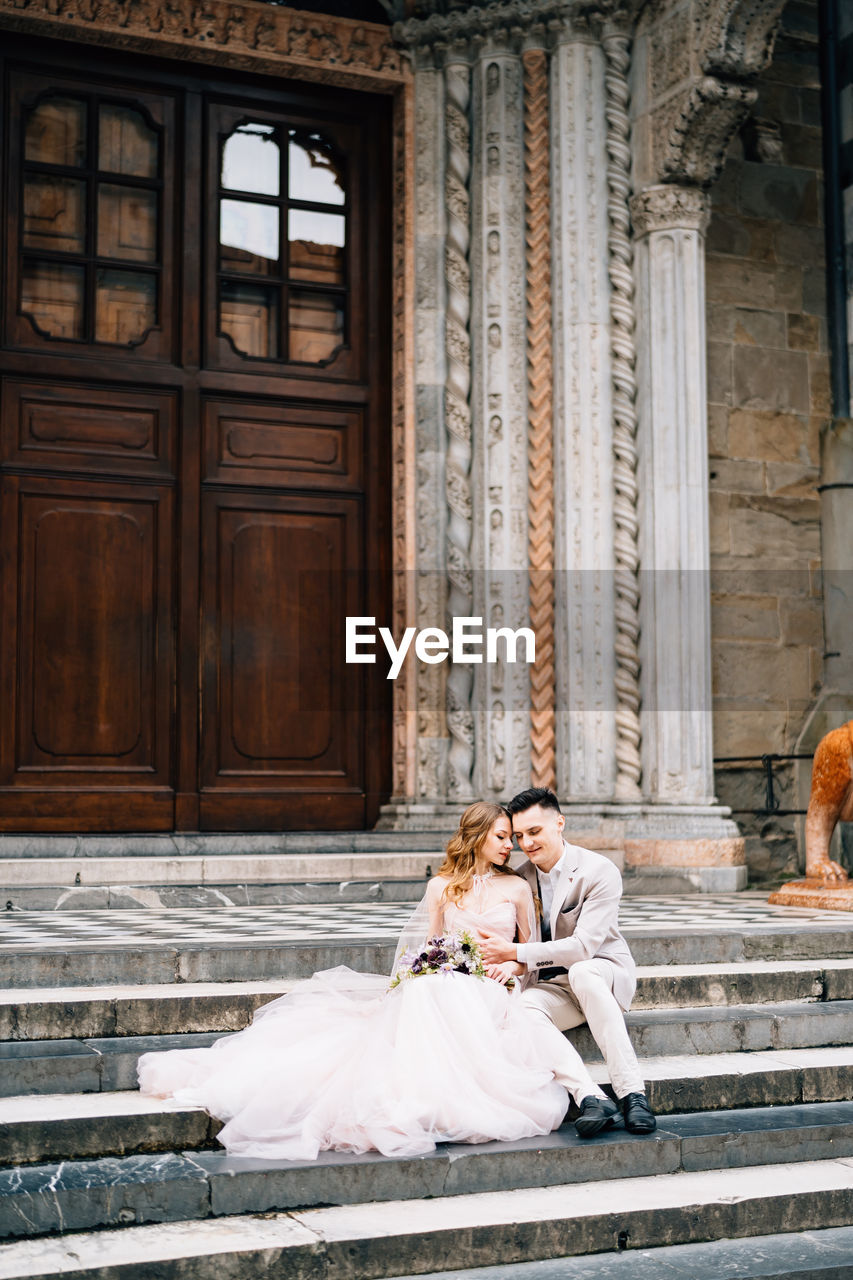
0;476;173;811
198;491;365;829
203;397;361;489
2;380;175;476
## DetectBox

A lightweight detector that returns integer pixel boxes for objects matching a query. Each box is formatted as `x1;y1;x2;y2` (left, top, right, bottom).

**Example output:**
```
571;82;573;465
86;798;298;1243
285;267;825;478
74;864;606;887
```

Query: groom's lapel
519;861;542;941
550;839;580;938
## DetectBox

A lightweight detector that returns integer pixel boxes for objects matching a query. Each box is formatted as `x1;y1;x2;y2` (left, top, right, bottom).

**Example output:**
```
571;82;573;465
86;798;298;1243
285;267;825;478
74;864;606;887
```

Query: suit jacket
518;840;636;1011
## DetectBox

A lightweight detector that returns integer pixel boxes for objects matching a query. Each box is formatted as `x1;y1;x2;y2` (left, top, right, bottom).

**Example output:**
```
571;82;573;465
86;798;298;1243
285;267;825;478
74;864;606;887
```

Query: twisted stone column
443;55;475;801
603;26;642;804
524;47;556;791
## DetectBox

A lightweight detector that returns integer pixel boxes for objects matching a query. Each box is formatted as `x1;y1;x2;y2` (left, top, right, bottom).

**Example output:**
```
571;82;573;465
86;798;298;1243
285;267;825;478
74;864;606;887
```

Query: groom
481;786;656;1139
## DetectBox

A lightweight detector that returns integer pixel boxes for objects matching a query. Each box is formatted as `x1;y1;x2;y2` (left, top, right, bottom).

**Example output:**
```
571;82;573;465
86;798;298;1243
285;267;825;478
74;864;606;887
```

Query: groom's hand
480;932;517;964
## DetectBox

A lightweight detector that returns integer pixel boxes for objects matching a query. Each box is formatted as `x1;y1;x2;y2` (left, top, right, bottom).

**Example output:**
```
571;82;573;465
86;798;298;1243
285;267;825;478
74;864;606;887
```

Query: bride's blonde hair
437;801;516;905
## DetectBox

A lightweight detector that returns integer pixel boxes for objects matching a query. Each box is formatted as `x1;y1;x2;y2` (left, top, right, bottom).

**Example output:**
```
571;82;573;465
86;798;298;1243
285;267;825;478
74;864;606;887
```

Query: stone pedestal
768;880;853;911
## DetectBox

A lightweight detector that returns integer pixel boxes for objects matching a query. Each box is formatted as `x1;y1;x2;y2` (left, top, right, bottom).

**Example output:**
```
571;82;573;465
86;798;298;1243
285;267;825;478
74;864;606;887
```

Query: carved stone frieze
393;0;589;62
469;46;528;801
630;183;712;236
0;0;405;88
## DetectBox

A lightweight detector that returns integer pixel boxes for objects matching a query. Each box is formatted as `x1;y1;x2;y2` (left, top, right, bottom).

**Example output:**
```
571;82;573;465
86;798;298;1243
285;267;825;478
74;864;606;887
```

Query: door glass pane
95;268;157;345
220;281;279;358
24;176;86;254
288;290;343;363
98;184;157;262
99;104;158;178
220;199;279;275
25;97;87;167
21;262;85;340
288;132;344;206
288;209;345;285
222;123;279;195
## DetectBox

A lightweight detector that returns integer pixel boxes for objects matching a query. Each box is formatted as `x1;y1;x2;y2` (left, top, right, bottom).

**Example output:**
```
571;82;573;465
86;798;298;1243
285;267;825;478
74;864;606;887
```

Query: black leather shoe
574;1095;619;1138
622;1091;656;1134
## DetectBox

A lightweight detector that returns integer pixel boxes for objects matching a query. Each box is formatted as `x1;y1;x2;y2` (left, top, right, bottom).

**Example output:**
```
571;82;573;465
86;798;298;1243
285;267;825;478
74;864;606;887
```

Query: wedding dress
137;881;569;1160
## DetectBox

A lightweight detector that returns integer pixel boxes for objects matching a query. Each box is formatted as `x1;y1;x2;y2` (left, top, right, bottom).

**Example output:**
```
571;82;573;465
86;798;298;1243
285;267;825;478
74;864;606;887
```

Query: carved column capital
629;183;712;237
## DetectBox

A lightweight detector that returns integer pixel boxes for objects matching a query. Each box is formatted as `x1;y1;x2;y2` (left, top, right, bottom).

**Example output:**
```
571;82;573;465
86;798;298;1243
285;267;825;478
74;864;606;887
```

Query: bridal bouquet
390;930;487;988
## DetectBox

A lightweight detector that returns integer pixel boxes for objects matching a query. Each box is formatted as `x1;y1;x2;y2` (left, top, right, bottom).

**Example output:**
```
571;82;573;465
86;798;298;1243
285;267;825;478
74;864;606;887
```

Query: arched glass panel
222;123;280;196
25;96;87;167
288;132;344;206
99;104;158;178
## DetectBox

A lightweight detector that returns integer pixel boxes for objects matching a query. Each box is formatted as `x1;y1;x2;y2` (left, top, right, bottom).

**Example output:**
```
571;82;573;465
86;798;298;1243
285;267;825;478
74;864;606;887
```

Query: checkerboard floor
0;894;850;951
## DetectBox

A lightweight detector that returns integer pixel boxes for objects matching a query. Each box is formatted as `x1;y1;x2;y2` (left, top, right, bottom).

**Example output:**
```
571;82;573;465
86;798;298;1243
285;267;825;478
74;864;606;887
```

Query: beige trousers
521;958;645;1103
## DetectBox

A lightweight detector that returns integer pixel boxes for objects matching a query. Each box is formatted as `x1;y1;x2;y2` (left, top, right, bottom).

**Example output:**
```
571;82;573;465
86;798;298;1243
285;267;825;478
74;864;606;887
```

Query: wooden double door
0;37;392;831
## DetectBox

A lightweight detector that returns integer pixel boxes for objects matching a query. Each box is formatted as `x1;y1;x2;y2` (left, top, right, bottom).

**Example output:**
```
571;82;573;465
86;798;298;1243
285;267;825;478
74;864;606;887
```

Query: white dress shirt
517;848;566;961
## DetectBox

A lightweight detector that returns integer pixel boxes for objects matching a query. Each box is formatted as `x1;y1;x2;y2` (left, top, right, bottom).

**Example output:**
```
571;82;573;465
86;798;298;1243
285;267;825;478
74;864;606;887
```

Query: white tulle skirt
137;966;568;1159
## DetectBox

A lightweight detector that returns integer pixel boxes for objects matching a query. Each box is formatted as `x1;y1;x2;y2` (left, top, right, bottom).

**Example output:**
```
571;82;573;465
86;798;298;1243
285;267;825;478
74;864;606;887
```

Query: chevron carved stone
523;48;556;792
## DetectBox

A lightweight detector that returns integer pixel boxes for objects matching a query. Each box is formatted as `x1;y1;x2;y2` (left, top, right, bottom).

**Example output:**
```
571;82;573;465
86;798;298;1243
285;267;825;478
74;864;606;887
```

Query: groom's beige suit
515;840;645;1102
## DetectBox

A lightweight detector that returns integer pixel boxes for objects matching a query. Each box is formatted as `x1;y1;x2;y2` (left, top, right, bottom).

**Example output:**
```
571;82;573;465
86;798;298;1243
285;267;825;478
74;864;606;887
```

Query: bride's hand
486;961;524;985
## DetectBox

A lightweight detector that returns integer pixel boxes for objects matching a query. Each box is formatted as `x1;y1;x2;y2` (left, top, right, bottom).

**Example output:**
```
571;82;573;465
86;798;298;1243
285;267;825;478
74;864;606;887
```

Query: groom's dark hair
506;786;562;816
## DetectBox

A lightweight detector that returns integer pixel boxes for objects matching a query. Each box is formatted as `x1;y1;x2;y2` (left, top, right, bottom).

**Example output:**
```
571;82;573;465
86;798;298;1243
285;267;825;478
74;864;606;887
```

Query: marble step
2;1102;853;1238
1;880;427;910
3;1154;853;1270
4;993;850;1064
0;832;461;858
4;923;853;989
6;1000;853;1093
0;853;441;889
385;1226;853;1280
5;1085;853;1176
2;1015;852;1116
5;960;853;1043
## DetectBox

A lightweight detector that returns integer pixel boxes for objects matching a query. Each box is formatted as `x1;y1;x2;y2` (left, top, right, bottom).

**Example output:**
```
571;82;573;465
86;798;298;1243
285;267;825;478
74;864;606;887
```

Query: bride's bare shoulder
502;872;533;899
426;874;451;897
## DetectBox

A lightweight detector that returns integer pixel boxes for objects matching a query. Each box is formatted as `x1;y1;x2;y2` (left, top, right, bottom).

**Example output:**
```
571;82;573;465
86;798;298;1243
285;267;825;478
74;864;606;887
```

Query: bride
137;802;573;1159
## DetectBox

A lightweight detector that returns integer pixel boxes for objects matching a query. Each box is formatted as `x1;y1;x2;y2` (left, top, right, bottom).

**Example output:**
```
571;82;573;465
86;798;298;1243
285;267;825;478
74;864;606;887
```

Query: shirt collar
539;848;567;881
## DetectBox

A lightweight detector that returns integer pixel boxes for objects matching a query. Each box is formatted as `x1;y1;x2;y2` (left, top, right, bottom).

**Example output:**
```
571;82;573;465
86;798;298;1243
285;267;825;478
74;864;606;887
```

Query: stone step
2;1154;853;1270
385;1227;853;1280
1;1102;852;1237
5;959;853;1042
3;919;853;989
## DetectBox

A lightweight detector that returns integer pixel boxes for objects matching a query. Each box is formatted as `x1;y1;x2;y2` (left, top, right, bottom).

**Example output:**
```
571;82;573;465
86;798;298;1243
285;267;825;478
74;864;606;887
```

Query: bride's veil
389;865;538;979
390;891;433;977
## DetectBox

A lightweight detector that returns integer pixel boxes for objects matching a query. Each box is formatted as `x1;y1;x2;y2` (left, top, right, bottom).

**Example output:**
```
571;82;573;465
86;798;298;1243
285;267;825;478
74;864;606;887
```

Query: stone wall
705;0;827;881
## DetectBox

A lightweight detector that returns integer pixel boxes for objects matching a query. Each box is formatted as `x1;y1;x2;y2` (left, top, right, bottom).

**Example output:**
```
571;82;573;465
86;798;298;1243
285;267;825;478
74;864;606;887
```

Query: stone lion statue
805;719;853;883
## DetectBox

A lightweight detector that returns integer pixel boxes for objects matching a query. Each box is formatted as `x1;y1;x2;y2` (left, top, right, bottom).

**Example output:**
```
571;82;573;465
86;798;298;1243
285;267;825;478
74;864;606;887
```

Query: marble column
470;35;530;799
631;183;716;806
550;30;617;801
